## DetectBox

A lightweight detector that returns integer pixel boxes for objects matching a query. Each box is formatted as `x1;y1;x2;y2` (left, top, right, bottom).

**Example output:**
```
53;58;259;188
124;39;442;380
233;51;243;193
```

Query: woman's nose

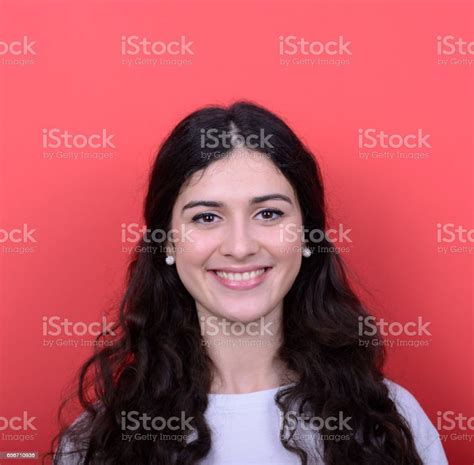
219;220;260;260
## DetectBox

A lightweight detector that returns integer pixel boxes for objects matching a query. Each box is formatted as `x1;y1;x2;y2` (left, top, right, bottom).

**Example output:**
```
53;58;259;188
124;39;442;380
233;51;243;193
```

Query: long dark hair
47;101;423;465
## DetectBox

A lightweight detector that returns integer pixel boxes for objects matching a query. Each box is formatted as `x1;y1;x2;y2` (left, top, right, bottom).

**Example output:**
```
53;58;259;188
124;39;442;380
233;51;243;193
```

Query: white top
199;379;449;465
57;378;449;465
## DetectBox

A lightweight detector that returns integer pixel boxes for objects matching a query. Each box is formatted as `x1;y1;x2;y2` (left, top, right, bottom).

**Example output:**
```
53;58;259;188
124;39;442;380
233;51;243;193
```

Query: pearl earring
302;246;312;258
165;255;175;265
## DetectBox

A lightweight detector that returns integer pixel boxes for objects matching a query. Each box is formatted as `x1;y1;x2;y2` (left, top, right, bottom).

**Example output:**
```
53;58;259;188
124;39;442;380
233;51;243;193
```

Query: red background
0;0;472;463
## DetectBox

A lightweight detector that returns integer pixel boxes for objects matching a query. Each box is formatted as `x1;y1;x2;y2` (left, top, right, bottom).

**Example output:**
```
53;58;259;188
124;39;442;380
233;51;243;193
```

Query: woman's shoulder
382;377;449;465
54;409;95;465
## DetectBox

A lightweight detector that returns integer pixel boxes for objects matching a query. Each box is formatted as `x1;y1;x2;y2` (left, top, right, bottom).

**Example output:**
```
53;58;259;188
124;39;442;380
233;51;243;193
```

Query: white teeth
215;268;266;281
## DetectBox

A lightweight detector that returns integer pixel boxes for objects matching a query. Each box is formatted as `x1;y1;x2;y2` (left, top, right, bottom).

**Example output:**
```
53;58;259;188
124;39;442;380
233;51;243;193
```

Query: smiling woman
48;101;448;465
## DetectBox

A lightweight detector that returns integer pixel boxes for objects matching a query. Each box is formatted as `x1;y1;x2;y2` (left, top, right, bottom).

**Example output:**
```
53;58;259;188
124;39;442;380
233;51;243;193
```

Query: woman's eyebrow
181;194;293;213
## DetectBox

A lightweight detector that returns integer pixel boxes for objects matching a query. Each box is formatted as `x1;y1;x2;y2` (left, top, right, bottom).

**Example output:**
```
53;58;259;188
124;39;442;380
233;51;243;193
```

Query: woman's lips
208;267;273;290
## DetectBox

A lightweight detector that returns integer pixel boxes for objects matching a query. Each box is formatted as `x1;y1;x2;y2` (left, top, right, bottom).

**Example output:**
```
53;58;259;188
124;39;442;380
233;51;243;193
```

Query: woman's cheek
265;228;300;256
172;224;204;254
186;230;218;257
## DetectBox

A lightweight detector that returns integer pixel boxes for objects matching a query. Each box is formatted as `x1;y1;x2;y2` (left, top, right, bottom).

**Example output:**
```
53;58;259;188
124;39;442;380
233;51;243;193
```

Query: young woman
49;101;448;465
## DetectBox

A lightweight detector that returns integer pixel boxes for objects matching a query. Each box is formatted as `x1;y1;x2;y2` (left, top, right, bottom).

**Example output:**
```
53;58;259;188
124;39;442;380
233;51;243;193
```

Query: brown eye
257;209;284;221
191;213;219;224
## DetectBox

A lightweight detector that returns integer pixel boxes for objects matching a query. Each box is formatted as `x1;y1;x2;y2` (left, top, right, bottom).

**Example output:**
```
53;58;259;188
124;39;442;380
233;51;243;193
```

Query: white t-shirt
56;378;449;464
199;378;449;465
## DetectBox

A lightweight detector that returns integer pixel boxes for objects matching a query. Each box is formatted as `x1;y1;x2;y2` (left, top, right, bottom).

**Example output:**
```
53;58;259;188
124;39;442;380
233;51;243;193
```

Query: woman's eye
191;213;219;224
256;209;284;221
191;209;284;224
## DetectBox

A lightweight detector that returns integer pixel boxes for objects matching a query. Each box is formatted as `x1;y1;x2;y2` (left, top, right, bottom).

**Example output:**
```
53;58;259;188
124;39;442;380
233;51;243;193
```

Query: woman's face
169;148;305;325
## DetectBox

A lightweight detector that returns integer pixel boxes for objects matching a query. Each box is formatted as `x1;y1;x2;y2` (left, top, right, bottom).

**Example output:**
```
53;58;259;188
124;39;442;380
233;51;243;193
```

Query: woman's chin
212;305;273;327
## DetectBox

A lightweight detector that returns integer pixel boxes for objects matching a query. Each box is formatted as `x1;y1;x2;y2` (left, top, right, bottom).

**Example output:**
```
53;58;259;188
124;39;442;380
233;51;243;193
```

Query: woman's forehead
182;151;290;193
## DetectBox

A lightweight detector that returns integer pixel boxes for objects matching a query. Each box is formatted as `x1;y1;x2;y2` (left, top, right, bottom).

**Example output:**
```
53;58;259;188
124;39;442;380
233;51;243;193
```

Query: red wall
0;0;472;463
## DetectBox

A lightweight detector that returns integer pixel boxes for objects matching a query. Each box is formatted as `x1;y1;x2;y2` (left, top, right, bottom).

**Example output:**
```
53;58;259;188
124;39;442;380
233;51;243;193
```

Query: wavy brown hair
46;101;423;465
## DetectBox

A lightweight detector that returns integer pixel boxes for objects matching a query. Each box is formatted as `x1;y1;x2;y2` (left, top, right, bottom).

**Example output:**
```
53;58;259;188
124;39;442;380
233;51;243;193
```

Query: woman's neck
209;357;298;394
198;303;298;394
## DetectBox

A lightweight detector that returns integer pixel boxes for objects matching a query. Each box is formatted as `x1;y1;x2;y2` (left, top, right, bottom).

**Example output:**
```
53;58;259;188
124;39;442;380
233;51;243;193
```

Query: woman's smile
207;266;274;291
